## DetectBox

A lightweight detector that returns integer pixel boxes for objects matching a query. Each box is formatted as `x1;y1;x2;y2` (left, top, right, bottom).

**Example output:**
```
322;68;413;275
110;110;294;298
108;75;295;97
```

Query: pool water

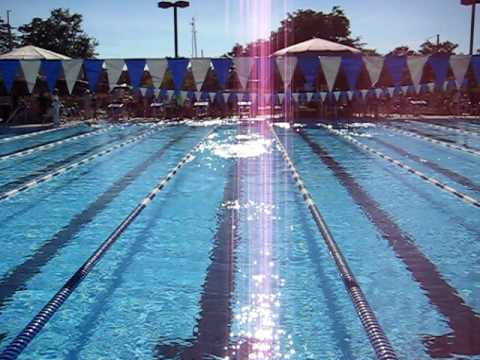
0;119;479;359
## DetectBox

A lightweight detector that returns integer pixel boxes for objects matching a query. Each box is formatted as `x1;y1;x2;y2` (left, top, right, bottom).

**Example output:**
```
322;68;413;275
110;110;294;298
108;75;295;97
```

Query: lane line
383;125;480;157
0;127;216;360
0;123;82;144
319;124;480;208
406;120;480;138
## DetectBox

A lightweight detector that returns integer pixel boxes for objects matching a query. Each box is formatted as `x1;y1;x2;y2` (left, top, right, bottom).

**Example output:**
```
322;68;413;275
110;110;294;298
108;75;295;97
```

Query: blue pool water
0;119;479;359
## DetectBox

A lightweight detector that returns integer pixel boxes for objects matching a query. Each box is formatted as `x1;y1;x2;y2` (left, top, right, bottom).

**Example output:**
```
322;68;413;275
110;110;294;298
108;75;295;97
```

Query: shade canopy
0;45;71;60
273;38;361;56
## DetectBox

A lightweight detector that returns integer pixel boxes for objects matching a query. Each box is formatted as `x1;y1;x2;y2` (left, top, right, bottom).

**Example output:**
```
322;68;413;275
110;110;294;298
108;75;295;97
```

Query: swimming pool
0;118;478;359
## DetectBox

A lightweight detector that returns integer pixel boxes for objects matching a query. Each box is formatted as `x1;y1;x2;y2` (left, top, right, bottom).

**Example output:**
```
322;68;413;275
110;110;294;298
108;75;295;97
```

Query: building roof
273;38;361;56
0;45;71;60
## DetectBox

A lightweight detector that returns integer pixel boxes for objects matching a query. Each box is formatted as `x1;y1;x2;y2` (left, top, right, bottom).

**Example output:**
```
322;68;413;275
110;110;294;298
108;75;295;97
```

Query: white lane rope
382;125;480;158
0;126;164;202
0;126;116;163
0;122;82;144
319;124;480;209
405;120;480;138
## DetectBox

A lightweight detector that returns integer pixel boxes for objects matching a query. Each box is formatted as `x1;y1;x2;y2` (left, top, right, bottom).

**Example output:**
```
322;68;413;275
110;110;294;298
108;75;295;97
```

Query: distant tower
191;17;198;58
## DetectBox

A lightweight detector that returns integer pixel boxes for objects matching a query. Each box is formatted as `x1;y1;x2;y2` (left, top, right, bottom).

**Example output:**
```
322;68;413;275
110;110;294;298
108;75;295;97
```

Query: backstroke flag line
191;59;211;91
125;59;146;90
386;56;407;88
105;59;125;91
41;60;62;92
0;60;19;93
62;59;83;94
233;57;254;89
298;56;320;90
429;56;450;88
363;56;384;87
147;59;168;89
342;55;364;91
168;58;189;94
211;58;232;89
83;59;104;93
20;60;41;94
276;56;297;88
450;56;471;89
319;56;341;92
407;56;428;93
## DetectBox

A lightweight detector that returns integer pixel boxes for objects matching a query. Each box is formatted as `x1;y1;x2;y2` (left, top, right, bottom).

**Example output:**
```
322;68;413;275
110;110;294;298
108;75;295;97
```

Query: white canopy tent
0;45;71;60
273;38;361;56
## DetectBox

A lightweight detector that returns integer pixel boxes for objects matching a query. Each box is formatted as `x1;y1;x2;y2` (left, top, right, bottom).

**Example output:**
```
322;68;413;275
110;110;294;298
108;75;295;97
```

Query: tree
17;8;98;58
229;6;364;56
388;46;418;56
419;40;458;55
0;17;18;54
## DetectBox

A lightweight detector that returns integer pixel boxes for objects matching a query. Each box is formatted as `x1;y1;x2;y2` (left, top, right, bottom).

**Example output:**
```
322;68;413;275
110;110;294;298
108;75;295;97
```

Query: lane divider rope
405;120;480;138
0;126;163;202
0;122;82;144
0;126;217;360
382;125;480;157
319;124;480;208
269;124;398;360
0;126;118;163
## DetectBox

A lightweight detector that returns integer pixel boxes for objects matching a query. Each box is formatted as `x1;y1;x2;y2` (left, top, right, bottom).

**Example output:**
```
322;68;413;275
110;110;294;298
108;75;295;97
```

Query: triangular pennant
208;92;216;102
276;56;297;88
472;55;480;85
375;88;384;98
105;59;125;91
222;92;230;103
401;85;409;94
211;58;232;89
0;60;20;93
406;56;428;88
191;59;211;90
62;59;83;94
298;56;320;90
428;56;450;88
41;60;62;92
306;92;314;102
386;87;395;97
140;87;148;96
278;93;285;104
320;92;328;102
363;56;384;87
250;92;257;103
125;59;146;90
333;91;341;101
83;59;104;93
360;89;369;99
347;91;354;101
233;57;253;89
450;55;471;89
426;82;435;92
20;60;41;94
166;89;175;100
153;88;160;98
342;55;363;90
385;56;407;87
168;58;190;90
147;59;168;88
292;93;300;103
319;56;341;92
180;90;189;98
194;91;202;101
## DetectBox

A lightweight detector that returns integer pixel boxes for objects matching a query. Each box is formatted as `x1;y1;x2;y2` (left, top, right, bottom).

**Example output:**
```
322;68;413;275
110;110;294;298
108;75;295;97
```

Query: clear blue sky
2;0;479;57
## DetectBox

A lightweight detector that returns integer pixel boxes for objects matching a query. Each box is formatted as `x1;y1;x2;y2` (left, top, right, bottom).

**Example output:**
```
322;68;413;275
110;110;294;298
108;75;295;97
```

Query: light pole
6;10;13;51
461;0;479;55
158;1;190;58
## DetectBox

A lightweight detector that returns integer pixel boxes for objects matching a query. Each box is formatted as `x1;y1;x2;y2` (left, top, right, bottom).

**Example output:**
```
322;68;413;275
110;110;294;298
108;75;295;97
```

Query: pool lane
2;126;230;359
0;125;147;191
299;127;480;357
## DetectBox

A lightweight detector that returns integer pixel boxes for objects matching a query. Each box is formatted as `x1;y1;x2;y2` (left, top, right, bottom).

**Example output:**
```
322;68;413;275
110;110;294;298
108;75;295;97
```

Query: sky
1;0;479;57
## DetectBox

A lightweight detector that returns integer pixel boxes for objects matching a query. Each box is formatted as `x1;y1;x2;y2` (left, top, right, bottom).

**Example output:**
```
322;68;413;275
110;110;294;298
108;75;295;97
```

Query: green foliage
388;46;418;56
17;8;98;58
0;17;18;54
419;40;458;55
228;6;364;56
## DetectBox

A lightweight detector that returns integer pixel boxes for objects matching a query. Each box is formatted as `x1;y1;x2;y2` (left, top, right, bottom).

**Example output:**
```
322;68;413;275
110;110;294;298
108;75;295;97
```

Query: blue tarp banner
211;58;232;89
385;56;406;86
298;56;320;90
168;58;189;90
84;59;104;92
125;59;146;90
0;60;19;93
471;55;480;84
41;60;62;92
429;56;450;87
342;56;364;90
